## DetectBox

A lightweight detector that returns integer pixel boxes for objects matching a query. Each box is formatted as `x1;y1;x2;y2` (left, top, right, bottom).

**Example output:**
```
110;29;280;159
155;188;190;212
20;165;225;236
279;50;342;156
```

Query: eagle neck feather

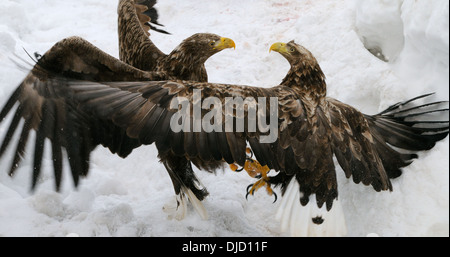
158;47;208;81
281;60;327;104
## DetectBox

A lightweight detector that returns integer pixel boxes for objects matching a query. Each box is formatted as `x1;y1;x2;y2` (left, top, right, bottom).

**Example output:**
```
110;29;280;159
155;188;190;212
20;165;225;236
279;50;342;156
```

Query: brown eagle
118;0;236;219
0;40;448;236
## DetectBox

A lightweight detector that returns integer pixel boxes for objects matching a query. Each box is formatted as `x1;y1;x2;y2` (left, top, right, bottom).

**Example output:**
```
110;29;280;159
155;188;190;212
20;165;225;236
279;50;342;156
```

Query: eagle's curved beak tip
270;42;286;53
220;37;236;50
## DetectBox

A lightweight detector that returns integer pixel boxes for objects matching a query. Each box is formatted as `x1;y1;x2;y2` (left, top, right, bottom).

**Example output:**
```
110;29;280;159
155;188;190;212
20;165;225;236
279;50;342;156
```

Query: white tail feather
162;186;208;221
185;187;208;220
276;178;347;237
275;177;296;220
163;193;187;220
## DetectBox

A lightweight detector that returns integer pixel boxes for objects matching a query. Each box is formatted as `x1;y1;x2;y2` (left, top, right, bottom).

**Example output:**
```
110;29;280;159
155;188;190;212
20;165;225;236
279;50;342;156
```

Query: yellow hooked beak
214;37;236;50
269;42;289;54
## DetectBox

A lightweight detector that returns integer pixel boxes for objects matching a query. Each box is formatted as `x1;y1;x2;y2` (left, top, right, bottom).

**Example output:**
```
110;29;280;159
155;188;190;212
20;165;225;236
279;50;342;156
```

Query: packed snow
0;0;448;237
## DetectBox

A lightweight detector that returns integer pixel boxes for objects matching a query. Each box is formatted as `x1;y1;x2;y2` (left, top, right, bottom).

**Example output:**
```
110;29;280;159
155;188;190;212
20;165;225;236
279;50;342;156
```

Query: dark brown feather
118;0;166;71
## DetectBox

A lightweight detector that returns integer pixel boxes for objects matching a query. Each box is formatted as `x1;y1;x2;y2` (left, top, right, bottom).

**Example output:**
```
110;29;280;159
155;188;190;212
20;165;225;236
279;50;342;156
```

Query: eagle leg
229;148;254;172
160;152;209;220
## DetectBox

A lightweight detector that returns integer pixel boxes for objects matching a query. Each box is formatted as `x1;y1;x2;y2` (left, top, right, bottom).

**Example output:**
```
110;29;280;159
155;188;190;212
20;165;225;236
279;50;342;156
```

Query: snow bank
355;0;404;62
0;0;448;237
355;0;449;99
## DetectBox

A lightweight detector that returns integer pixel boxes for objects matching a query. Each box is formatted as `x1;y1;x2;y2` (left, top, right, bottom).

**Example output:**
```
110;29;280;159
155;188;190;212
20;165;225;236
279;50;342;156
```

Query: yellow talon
246;175;278;203
243;158;270;178
229;147;277;202
247;179;266;195
229;163;239;172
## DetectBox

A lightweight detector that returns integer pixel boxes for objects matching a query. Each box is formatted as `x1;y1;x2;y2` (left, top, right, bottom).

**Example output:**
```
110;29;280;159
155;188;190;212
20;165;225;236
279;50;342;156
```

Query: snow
0;0;448;237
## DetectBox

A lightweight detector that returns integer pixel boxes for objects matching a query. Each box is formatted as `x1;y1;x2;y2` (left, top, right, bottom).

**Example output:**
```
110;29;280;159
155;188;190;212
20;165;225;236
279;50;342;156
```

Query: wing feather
154;110;173;154
118;0;167;71
32;101;50;190
328;99;391;192
0;105;23;156
139;105;165;144
51;101;64;191
184;119;198;157
9;119;32;176
196;132;212;161
0;36;167;190
217;131;233;164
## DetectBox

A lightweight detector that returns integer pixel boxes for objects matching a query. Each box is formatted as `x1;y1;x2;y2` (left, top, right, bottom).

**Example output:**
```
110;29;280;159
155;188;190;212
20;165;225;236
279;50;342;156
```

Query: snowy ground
0;0;448;237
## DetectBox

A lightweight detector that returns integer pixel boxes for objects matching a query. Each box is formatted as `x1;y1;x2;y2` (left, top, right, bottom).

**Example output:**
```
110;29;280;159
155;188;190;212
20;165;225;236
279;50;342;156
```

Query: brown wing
328;95;449;193
269;95;448;211
35;36;168;82
118;0;167;71
64;80;275;167
0;36;168;190
363;94;449;178
327;98;392;193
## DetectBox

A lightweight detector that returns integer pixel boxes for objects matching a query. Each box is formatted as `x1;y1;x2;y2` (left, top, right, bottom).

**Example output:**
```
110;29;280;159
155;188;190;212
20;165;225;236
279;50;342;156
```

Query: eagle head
270;40;317;68
176;33;236;64
270;40;327;96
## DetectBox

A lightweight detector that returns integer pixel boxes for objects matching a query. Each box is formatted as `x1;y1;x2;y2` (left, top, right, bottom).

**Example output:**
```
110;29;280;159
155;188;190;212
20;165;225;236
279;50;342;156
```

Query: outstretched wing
328;99;392;193
118;0;167;71
328;95;448;200
266;94;449;212
0;36;168;190
1;57;283;191
272;94;448;237
64;80;278;169
34;36;168;82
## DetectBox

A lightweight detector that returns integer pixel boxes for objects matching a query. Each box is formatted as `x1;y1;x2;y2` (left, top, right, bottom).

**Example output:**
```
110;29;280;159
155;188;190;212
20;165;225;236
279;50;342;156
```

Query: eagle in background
0;36;448;237
118;0;235;81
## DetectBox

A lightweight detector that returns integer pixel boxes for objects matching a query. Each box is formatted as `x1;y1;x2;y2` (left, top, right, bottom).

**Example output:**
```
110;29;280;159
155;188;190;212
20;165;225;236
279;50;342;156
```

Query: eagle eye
290;47;296;52
210;41;216;47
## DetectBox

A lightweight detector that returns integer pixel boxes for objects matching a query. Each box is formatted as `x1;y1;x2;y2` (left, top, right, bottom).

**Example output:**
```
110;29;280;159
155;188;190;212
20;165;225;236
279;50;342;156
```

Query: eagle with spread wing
0;39;448;236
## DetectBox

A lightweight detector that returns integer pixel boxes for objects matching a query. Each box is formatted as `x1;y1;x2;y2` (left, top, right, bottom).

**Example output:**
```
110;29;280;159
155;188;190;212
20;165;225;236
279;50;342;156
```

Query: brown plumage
118;0;235;81
0;36;168;190
0;39;448;235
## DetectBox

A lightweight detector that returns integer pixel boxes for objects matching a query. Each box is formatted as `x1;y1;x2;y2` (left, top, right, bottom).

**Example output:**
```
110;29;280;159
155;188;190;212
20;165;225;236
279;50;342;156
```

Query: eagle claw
230;148;278;203
245;183;254;200
246;179;278;203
